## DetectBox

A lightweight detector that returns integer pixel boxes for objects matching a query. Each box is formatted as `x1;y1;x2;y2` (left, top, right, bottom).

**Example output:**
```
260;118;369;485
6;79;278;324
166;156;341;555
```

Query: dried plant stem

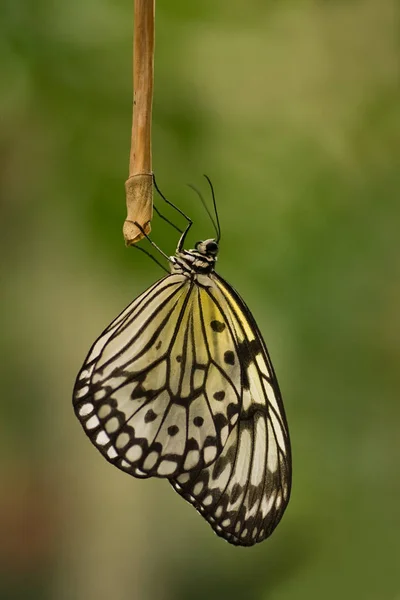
123;0;155;245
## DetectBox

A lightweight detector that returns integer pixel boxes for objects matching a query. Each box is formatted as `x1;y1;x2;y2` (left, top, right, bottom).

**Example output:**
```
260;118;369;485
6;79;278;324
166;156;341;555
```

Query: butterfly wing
73;273;241;478
170;273;291;546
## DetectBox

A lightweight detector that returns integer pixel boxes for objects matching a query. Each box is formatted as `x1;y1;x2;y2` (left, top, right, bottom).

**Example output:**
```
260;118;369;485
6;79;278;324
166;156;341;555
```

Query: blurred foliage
1;0;400;599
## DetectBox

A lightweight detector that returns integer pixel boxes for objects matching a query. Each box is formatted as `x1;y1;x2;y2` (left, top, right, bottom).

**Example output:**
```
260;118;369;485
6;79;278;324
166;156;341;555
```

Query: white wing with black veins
73;273;242;479
170;273;291;546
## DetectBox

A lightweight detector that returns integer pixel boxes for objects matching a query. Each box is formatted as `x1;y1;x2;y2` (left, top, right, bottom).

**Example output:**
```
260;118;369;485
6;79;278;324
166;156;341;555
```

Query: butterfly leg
153;204;183;234
133;221;172;263
132;243;170;274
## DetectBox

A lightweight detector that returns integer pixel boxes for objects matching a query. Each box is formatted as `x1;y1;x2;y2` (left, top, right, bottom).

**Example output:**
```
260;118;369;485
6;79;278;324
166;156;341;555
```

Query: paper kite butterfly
73;177;291;546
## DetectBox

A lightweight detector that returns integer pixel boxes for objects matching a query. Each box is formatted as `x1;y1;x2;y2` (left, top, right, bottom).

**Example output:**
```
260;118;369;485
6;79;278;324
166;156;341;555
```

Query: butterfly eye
205;240;218;254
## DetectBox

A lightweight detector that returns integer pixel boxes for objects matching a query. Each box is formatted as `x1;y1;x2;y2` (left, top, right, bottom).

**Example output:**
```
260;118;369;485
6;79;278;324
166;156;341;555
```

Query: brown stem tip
123;173;153;245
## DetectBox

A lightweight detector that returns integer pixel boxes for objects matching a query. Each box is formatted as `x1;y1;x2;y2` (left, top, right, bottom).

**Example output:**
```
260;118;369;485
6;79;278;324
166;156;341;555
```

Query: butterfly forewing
73;274;241;479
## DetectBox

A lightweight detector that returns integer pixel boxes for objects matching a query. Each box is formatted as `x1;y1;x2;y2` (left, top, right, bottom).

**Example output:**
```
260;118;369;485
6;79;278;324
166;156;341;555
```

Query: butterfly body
73;236;291;546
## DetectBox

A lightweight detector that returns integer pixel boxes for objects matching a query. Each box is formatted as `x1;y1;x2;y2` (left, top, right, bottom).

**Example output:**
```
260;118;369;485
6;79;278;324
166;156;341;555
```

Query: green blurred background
1;0;400;598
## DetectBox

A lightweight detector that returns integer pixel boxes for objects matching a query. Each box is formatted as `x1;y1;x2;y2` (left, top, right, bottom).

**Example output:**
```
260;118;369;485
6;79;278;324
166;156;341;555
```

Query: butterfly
73;177;291;546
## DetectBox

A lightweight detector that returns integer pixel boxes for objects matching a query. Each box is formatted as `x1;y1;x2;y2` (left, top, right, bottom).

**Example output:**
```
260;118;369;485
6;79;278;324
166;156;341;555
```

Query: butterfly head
195;239;219;257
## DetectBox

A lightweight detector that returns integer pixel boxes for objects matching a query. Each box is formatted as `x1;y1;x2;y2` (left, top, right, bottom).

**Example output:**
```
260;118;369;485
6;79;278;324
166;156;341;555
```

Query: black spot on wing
213;390;225;401
167;425;179;436
193;416;204;427
224;350;235;365
210;320;226;333
231;483;242;504
144;409;157;423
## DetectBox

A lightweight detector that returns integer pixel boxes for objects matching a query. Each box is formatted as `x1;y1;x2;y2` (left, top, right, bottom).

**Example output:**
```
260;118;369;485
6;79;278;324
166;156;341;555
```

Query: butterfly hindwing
170;273;291;546
73;273;241;478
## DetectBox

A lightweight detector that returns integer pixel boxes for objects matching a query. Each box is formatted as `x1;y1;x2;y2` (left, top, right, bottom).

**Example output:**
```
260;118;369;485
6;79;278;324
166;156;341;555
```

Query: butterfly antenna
153;174;193;252
187;182;220;242
203;175;221;243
